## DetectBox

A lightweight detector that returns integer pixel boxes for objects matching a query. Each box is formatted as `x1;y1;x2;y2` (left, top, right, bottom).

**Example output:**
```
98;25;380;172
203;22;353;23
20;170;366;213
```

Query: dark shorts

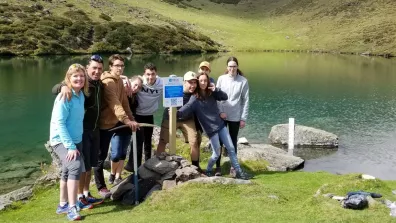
82;129;100;170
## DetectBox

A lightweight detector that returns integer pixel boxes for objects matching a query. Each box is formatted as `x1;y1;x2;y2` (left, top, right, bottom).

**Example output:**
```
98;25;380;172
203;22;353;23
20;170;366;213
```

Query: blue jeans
207;126;241;173
110;133;131;162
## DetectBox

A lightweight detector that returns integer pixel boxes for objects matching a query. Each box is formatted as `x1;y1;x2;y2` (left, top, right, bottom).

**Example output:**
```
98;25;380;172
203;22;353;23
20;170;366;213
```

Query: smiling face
86;60;103;81
70;70;86;91
198;74;208;90
130;78;143;94
227;61;238;75
110;59;125;76
144;69;157;85
184;79;197;93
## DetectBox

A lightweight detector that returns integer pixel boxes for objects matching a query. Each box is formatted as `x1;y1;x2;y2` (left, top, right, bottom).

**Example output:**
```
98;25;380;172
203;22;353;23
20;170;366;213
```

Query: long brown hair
194;72;212;100
225;56;244;76
64;63;89;96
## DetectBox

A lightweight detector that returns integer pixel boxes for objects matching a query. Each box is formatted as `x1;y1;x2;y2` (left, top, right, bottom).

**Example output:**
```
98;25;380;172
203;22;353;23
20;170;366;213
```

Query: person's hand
126;120;140;132
66;149;80;162
60;85;72;101
208;83;215;91
220;112;227;120
240;120;246;129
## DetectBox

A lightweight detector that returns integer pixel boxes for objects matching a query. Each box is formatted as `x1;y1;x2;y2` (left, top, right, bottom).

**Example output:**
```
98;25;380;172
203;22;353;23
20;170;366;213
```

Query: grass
2;171;396;222
1;138;396;222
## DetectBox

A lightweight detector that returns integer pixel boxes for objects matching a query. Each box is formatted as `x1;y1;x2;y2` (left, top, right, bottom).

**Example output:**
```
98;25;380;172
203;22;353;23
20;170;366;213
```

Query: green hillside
1;0;396;56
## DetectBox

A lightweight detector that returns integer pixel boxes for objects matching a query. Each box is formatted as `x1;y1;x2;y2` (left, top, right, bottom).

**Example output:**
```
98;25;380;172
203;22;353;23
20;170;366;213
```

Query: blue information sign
164;86;184;98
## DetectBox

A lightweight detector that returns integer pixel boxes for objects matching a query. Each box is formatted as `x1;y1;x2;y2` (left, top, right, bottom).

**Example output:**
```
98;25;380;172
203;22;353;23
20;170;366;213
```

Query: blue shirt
50;89;85;150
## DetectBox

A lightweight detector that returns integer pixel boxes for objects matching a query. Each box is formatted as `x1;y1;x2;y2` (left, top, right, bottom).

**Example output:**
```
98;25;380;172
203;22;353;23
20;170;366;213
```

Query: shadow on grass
82;200;137;217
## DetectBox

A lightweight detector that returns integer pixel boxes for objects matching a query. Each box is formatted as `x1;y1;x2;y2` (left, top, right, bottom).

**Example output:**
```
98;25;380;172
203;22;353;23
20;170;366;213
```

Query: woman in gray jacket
215;56;249;176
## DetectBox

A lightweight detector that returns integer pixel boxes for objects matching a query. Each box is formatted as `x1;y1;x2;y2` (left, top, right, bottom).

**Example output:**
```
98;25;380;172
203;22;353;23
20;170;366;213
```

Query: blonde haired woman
50;64;89;221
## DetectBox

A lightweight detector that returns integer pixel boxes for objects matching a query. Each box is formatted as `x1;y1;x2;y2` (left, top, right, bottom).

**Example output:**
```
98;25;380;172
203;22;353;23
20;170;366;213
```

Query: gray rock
180;159;191;168
161;170;176;181
110;175;134;201
268;124;338;148
188;176;252;185
165;155;183;163
238;137;249;145
392;190;396;195
162;180;177;190
175;167;200;182
144;157;179;175
367;196;378;207
268;195;279;200
0;186;33;210
238;144;305;171
138;165;162;180
144;184;162;200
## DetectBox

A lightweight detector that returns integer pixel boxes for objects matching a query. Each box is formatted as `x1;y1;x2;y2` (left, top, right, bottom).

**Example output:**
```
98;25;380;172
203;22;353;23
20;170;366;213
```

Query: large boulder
238;144;305;171
268;124;338;148
0;186;33;210
144;157;179;175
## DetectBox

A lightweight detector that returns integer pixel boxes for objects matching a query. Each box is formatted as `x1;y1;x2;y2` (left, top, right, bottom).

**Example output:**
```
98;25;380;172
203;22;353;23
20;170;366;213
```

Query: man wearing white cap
156;71;202;171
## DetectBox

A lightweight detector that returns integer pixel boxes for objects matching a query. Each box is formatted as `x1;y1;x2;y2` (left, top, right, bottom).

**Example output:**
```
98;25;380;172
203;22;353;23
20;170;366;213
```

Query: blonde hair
64;63;89;96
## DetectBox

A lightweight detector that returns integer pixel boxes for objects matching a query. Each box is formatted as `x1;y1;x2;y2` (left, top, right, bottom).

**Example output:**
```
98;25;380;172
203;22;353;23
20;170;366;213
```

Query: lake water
1;52;396;194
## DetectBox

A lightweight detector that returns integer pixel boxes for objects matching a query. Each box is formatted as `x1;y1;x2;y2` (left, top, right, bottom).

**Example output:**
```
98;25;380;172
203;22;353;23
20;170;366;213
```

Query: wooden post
169;107;177;155
288;118;295;151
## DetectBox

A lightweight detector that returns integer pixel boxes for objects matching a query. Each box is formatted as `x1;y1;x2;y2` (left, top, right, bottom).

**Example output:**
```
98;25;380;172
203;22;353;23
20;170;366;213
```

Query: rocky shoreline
0;124;338;210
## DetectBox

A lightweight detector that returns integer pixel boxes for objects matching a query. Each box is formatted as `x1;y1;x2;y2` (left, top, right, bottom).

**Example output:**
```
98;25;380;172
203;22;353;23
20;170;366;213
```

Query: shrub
99;13;111;21
36;25;61;40
63;9;91;22
90;42;118;53
93;24;111;42
65;3;74;7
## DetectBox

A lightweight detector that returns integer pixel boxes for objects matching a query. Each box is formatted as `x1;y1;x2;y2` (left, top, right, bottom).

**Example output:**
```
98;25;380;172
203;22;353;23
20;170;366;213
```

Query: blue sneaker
77;196;93;210
67;206;81;221
87;193;104;205
56;203;69;214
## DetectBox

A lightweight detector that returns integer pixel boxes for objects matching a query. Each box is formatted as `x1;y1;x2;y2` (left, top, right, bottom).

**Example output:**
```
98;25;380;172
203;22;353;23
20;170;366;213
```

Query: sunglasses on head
90;54;103;63
69;63;85;70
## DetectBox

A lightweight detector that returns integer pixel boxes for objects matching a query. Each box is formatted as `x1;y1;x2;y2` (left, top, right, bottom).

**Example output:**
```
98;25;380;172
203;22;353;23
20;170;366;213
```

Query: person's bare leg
78;172;86;195
60;179;68;204
156;141;166;155
67;179;79;206
83;170;91;192
111;161;119;175
115;160;124;179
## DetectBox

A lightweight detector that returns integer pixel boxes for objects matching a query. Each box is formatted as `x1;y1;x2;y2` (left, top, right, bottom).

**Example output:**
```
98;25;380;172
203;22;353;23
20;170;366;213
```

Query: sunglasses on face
90;55;103;63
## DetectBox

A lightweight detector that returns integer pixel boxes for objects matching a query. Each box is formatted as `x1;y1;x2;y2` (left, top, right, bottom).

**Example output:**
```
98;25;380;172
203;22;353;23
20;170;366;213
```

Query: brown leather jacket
100;71;134;129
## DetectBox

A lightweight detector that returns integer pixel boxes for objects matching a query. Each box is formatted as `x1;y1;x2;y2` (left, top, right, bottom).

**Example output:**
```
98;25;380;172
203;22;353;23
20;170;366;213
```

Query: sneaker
229;167;236;178
235;171;253;180
205;171;213;177
214;167;222;176
109;174;115;184
66;206;81;221
114;177;123;186
99;187;112;199
56;202;69;214
87;193;104;205
77;196;93;210
124;162;134;172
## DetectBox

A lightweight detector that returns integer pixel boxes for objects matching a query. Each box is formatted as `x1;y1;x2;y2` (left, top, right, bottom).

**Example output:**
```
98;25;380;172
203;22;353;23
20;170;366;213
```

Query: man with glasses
52;55;105;208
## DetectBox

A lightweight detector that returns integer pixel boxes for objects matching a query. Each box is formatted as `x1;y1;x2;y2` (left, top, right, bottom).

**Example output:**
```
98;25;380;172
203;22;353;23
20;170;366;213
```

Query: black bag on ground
342;194;368;210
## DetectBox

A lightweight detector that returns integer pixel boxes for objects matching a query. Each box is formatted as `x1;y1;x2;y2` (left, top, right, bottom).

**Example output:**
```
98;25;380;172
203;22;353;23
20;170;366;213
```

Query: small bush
63;9;91;22
93;24;111;42
90;42;118;53
65;3;74;7
99;13;111;21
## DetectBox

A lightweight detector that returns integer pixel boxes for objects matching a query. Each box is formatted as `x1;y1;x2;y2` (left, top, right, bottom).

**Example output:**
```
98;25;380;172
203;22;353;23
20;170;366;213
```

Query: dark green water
1;52;396;194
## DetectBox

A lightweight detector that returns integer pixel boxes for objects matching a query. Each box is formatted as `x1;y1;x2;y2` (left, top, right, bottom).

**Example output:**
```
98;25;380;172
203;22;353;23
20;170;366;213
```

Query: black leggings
216;121;240;168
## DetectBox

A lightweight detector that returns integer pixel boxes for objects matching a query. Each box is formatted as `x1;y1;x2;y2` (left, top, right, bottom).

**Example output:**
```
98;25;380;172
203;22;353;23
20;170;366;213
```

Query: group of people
49;54;250;221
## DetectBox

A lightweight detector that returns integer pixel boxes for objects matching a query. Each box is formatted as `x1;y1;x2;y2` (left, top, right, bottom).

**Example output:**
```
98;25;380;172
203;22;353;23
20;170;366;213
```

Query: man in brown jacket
93;54;139;198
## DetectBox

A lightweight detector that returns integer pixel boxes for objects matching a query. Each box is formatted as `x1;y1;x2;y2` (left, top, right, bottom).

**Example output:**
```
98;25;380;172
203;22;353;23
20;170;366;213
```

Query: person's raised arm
52;82;72;101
